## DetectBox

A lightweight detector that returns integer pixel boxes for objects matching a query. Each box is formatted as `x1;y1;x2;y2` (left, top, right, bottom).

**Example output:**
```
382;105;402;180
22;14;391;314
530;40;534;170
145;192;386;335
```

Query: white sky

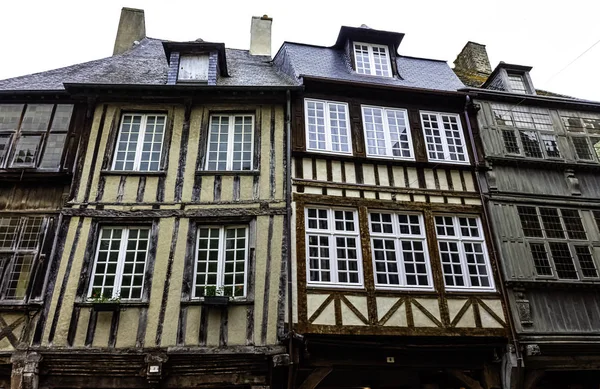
1;0;599;100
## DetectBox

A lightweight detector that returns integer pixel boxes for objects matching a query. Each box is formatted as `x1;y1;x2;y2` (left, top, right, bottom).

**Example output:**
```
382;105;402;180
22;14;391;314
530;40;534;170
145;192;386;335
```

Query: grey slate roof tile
274;42;465;92
0;38;294;90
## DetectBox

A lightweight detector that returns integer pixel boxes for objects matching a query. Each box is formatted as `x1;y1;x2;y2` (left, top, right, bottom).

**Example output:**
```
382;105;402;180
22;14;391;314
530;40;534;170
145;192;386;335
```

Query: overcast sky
1;0;599;100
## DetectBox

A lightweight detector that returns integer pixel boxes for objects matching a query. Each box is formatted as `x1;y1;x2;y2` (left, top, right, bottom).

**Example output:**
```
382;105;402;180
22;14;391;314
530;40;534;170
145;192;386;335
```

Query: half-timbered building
274;26;510;389
0;8;295;389
454;42;600;389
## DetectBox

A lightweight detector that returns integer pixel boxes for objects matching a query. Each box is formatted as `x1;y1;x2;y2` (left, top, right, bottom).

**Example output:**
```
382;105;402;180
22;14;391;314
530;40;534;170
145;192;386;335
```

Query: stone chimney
113;7;146;55
454;41;492;75
250;15;272;57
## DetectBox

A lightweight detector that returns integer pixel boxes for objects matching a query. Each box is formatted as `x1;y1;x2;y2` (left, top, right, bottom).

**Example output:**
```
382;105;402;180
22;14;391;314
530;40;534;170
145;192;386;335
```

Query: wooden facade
288;76;509;388
472;89;600;388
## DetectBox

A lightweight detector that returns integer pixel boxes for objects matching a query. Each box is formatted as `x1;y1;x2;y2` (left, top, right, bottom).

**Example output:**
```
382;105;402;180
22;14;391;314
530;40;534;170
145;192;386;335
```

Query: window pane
464;242;490;287
195;227;221;297
0;104;24;131
372;238;398;285
91;228;123;299
354;44;371;75
539;208;565;239
560;209;586;240
0;217;20;249
421;113;445;160
574;246;598;278
530;243;553;276
439;240;464;287
517;206;543;237
3;254;34;300
402;239;429;286
139;115;165;172
441;115;466;162
387;109;411;158
508;74;527;94
549;242;578;279
335;236;360;284
540;133;560;158
231;116;253;171
119;228;149;299
328;103;350;153
39;133;66;169
372;46;391;77
113;115;141;171
363;107;387;156
19;217;44;249
519;131;543;158
50;104;73;132
222;227;247;297
20;104;52;132
306;100;326;150
591;137;600;160
307;234;331;283
11;135;41;167
502;130;520;154
572;137;593;160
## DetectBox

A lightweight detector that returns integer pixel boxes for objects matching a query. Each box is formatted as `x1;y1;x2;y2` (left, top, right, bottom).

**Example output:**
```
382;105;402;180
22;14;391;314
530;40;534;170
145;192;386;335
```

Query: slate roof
273;43;465;92
0;38;295;91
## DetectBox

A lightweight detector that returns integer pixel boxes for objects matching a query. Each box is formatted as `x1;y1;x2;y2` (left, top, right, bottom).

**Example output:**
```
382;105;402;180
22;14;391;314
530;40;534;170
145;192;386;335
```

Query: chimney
113;7;146;55
250;15;272;57
453;41;492;76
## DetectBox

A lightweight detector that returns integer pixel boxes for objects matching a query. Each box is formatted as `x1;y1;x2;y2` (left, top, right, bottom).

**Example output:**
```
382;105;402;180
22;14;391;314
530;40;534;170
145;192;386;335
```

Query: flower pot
203;296;229;306
92;302;121;312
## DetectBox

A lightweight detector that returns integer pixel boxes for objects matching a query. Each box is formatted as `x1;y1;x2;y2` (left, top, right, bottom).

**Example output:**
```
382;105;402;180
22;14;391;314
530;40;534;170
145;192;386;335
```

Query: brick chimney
113;7;146;55
453;41;492;87
250;15;272;57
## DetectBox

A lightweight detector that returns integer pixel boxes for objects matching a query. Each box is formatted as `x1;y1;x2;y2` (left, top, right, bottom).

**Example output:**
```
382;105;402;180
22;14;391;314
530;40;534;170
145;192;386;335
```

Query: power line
545;37;600;84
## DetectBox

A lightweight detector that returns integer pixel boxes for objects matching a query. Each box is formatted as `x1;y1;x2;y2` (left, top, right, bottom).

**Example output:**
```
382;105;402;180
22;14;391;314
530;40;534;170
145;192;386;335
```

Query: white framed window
353;42;392;77
178;55;209;82
305;208;362;287
305;99;352;154
434;215;494;291
420;111;469;164
0;216;47;301
88;226;150;300
193;225;248;298
112;114;166;171
369;212;432;289
205;114;254;171
362;105;414;159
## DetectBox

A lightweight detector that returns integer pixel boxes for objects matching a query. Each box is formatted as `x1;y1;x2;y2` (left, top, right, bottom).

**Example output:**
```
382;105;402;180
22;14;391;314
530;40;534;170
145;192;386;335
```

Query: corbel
513;288;533;327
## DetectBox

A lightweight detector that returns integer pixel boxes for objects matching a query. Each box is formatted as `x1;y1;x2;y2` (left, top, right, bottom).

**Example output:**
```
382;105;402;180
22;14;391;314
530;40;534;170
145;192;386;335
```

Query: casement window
193;225;248;298
492;103;559;158
517;206;597;279
205;114;254;171
305;99;351;154
112;113;166;171
305;208;362;286
0;104;73;169
178;55;209;82
369;212;432;289
435;215;494;290
362;106;413;159
0;216;47;301
559;111;600;162
420;111;469;164
507;74;529;94
353;42;392;77
88;227;150;300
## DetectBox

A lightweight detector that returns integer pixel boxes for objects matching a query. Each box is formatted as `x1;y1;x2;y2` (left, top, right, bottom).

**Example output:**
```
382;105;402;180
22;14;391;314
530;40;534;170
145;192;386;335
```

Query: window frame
517;206;598;280
192;224;250;299
87;225;152;301
353;42;393;78
304;99;353;155
0;215;48;302
204;113;255;172
110;113;168;172
0;103;74;171
361;105;414;160
419;111;470;165
434;214;495;292
506;73;530;94
305;207;363;288
368;211;433;291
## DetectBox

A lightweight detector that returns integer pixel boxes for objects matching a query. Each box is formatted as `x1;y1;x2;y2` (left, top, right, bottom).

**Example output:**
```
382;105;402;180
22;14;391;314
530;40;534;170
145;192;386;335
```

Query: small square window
353;42;392;77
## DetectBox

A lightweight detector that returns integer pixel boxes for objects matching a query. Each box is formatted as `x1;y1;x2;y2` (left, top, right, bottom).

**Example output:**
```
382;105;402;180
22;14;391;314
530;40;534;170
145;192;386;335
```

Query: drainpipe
285;89;295;389
463;94;523;386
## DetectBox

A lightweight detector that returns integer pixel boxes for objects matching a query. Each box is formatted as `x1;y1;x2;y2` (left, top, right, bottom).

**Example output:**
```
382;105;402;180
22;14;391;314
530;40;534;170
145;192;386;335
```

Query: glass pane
530;243;552;276
387;109;411;158
560;209;586;240
50;104;74;132
306;100;327;151
39;133;67;169
539;208;565;239
502;130;520;154
519;131;543;158
19;217;44;249
11;135;41;167
231;116;253;171
90;228;123;299
328;103;350;153
113;115;141;171
572;137;593;160
139;115;165;172
0;104;24;131
363;107;387;156
222;227;247;296
119;227;149;299
372;45;391;77
421;113;446;160
441;115;466;162
0;217;20;249
354;44;371;75
574;245;598;278
549;242;577;279
540;133;560;158
0;134;11;164
517;206;543;237
4;254;34;300
206;116;230;170
21;104;52;132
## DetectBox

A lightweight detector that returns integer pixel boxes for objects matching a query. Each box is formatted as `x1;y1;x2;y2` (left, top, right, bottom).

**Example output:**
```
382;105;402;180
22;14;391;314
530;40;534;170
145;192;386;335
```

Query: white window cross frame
353;42;393;77
304;99;352;155
205;114;255;171
361;105;414;160
111;113;166;172
420;111;470;164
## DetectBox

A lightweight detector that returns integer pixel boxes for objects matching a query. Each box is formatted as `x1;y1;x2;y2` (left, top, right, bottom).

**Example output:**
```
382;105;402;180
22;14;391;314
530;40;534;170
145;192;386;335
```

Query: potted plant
89;289;121;311
202;286;229;306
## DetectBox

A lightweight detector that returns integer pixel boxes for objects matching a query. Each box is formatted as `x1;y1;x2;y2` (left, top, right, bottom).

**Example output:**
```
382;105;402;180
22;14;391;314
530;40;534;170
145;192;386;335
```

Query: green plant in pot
89;288;121;311
203;285;229;306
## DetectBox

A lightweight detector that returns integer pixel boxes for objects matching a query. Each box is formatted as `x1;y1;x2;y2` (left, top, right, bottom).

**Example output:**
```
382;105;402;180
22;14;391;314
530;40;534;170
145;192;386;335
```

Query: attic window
178;55;209;82
507;73;529;94
353;42;392;77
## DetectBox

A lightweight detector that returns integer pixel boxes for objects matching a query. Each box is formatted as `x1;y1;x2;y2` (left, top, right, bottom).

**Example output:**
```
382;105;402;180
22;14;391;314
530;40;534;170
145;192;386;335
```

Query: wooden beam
298;367;332;389
447;369;483;389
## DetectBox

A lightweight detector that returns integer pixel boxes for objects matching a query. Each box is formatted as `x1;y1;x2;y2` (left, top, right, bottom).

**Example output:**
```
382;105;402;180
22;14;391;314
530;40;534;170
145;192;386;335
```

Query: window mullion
227;116;235;170
115;228;129;298
134;115;147;170
438;114;451;161
217;227;226;290
329;210;338;284
393;214;406;287
382;109;394;157
368;46;375;76
324;104;332;152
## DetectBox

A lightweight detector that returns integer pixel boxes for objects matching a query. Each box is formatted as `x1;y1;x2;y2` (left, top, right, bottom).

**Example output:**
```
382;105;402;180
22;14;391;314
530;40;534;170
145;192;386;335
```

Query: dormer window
353;42;392;77
507;73;528;94
178;55;209;83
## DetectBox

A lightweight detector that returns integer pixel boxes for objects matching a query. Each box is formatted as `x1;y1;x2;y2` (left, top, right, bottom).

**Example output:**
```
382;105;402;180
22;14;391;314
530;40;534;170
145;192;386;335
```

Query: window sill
181;298;254;306
0;301;43;311
76;301;149;308
196;170;260;176
100;170;166;177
